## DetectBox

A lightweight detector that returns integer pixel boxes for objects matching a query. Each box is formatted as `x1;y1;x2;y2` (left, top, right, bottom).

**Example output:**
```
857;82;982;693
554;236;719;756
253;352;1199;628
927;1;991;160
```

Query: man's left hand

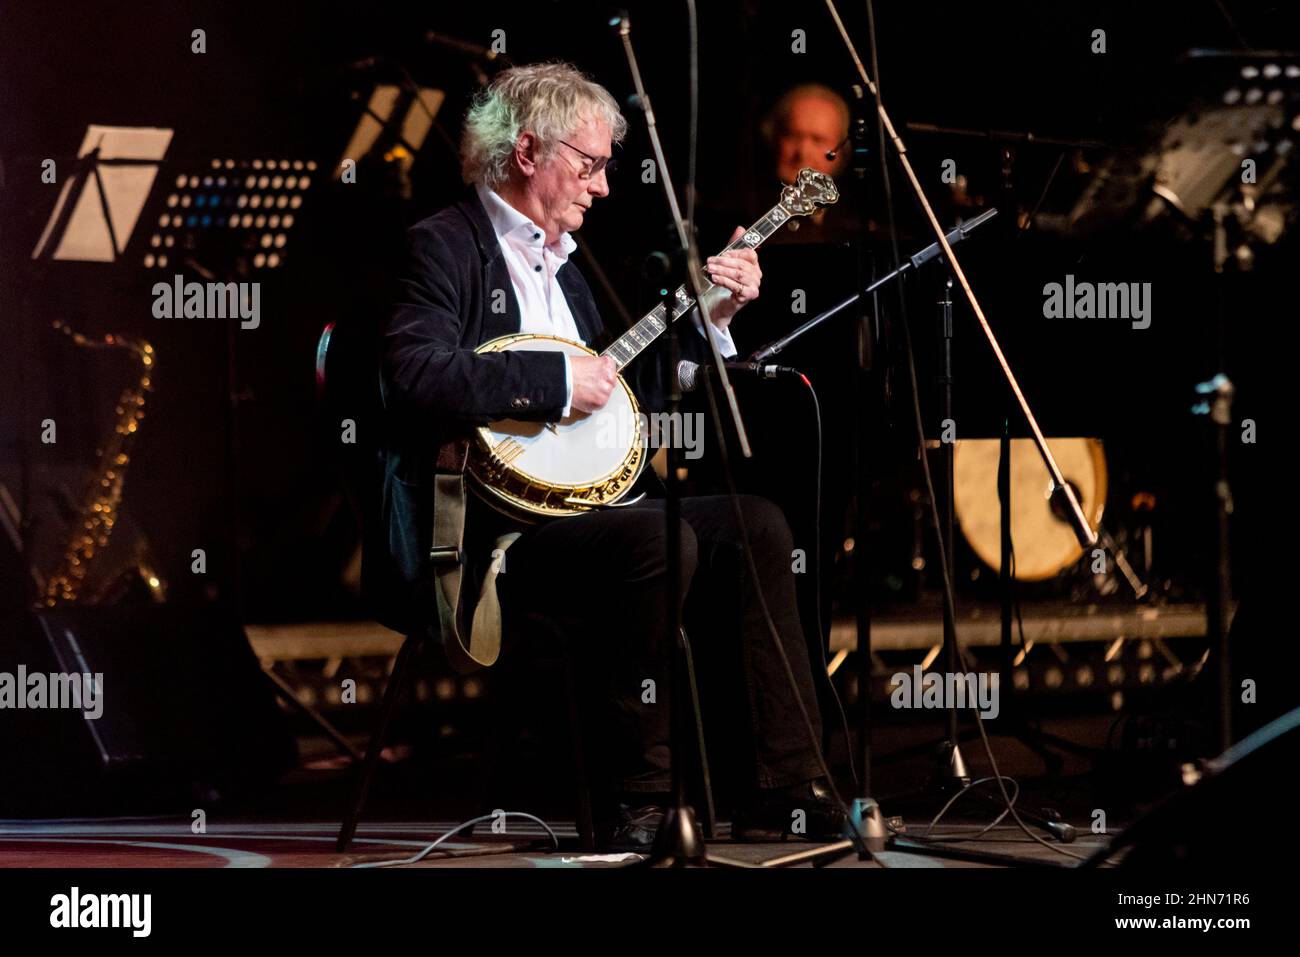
704;226;762;327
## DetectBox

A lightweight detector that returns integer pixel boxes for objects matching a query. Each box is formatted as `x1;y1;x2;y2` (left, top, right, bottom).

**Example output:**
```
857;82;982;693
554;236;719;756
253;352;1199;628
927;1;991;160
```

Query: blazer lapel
457;189;523;344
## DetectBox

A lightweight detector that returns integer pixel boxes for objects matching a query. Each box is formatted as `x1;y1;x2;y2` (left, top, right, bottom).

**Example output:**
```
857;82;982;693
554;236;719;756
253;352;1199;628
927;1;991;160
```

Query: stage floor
0;817;1112;868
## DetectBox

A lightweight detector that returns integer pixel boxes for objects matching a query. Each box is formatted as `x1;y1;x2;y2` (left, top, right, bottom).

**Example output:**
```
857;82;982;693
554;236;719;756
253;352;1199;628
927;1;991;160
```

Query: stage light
289;196;301;208
245;175;256;189
164;235;174;247
1246;88;1263;104
274;234;286;248
1264;63;1281;79
279;159;290;170
268;215;280;228
224;159;235;169
250;195;262;208
166;194;178;207
254;215;265;228
240;213;252;227
261;233;273;247
180;195;191;208
257;175;269;188
1242;65;1259;78
170;215;182;227
267;253;280;267
253;252;266;267
150;234;161;247
306;160;317;171
276;195;289;208
144;253;155;267
285;176;297;189
210;159;220;169
202;176;213;187
175;174;188;188
1224;88;1242;104
157;254;167;267
252;159;263;170
292;160;304;170
282;214;294;228
299;176;311;190
271;175;283;189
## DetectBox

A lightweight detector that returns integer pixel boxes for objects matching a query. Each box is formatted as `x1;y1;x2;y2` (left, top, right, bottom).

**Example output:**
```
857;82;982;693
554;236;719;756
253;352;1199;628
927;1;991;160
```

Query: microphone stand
748;212;998;841
614;12;748;868
820;0;1096;550
749;209;998;363
807;0;1098;862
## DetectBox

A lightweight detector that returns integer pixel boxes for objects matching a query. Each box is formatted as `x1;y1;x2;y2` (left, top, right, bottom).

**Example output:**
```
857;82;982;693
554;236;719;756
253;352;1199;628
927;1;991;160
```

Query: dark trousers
495;493;824;795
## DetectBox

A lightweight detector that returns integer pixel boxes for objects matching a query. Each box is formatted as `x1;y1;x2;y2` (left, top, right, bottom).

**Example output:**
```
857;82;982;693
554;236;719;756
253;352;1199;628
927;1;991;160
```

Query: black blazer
363;188;715;636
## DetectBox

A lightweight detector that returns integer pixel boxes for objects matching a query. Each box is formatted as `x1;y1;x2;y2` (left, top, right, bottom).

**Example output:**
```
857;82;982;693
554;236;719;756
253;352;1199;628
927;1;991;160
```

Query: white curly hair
460;62;628;188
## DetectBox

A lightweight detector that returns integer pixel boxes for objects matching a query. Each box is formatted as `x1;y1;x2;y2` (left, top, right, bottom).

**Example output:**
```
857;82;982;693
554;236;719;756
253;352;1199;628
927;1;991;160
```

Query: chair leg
336;632;422;852
679;627;716;838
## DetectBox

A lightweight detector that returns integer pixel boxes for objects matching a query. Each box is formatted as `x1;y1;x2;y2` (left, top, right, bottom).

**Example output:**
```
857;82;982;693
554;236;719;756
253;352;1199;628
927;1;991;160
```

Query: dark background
0;0;1287;623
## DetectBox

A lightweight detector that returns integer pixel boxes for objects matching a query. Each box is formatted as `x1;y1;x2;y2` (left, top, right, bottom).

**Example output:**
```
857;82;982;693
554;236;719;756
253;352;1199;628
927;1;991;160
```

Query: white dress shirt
476;183;738;416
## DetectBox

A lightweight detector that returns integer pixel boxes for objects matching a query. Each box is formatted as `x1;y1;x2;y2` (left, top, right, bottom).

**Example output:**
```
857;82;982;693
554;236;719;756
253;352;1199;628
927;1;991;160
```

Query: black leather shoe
731;778;848;843
601;803;666;853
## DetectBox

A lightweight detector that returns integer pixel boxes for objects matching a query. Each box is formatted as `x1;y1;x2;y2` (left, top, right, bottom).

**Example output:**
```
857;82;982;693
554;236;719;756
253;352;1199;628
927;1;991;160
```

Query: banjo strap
429;439;519;673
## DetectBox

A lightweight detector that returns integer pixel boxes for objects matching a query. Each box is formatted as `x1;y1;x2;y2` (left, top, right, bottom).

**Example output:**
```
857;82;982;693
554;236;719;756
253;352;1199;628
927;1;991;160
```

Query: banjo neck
599;203;794;371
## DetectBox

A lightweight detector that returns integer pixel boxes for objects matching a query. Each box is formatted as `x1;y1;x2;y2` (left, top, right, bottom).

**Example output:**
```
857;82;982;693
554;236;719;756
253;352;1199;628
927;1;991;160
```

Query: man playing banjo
373;62;843;850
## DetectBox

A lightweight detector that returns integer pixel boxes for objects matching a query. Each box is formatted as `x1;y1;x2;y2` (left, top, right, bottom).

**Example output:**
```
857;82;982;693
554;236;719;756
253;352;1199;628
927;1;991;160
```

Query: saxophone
43;321;161;606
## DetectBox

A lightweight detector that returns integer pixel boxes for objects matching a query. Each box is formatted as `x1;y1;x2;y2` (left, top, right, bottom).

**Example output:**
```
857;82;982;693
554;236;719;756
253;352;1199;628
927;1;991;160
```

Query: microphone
825;135;850;161
677;359;800;392
423;30;503;62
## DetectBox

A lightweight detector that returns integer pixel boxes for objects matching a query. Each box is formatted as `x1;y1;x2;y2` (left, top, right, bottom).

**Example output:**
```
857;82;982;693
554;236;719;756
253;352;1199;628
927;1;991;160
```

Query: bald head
767;84;850;183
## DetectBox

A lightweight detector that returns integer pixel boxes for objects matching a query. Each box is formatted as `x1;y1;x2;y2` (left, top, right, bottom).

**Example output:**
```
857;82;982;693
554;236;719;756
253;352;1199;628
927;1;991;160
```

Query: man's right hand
569;354;618;413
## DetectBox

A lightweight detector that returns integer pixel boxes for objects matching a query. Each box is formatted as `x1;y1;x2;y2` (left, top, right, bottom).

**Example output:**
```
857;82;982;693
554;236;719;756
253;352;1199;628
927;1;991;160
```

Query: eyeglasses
557;140;618;178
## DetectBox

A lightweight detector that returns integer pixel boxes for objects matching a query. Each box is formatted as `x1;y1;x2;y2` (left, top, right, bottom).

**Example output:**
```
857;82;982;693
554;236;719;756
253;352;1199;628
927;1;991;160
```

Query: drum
953;437;1107;581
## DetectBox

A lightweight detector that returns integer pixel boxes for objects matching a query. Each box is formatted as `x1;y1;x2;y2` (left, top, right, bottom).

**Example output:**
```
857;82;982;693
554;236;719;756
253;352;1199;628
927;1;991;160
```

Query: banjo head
469;334;644;520
953;437;1108;581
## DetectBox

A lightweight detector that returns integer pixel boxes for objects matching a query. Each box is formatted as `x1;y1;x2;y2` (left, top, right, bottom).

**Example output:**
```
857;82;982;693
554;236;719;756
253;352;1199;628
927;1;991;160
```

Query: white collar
476;183;577;260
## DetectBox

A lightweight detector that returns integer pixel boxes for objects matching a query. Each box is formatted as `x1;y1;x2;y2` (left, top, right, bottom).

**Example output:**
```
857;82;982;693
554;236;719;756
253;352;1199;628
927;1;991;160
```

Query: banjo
467;168;839;522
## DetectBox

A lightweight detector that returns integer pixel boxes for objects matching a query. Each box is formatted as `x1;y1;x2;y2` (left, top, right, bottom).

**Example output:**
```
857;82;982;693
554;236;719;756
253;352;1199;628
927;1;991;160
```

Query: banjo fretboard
600;203;794;370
